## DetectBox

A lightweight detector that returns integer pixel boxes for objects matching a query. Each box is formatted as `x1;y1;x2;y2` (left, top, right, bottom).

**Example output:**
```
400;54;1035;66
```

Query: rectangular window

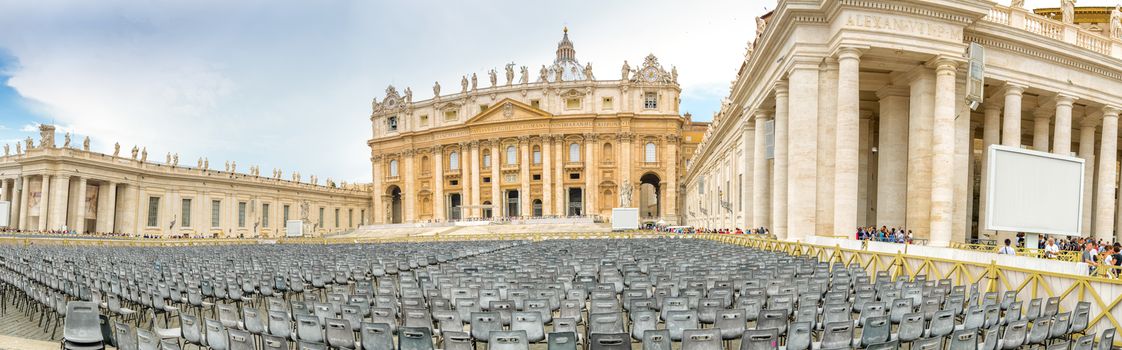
181;198;192;227
420;115;429;126
532;174;541;181
211;200;221;227
450;180;458;186
483;177;491;183
444;110;457;121
480;104;489;112
533;149;542;164
319;207;325;227
335;208;340;228
566;98;580;109
569;173;580;180
238;202;246;227
602;97;614;110
283;204;290;223
147;197;160;227
360;209;366;225
349;209;354;228
262;203;270;228
644;92;658;109
530;99;540;108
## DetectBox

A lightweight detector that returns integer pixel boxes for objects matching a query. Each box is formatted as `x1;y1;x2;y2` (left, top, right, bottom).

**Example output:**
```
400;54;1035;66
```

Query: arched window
533;146;542;164
569;143;581;162
449;152;460;170
506;146;517;165
389;160;399;177
645;142;657;163
482;152;491;168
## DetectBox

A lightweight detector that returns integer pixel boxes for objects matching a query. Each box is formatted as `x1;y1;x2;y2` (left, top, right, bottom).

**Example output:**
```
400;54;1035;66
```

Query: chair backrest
949;329;978;350
262;334;290;350
1002;319;1029;349
1027;318;1053;345
681;328;722;350
115;322;139;350
489;330;530;350
324;318;355;349
866;340;900;350
547;331;578;350
296;341;327;350
63;301;103;344
589;311;625;335
589;333;631;350
641;329;672;350
360;322;393;350
443;331;473;350
819;321;853;350
204;318;229;350
228;328;257;350
470;311;502;342
929;309;955;338
1051;312;1072;339
1098;328;1115;350
786;321;812;350
1071;301;1091;334
740;328;779;350
137;328;160;350
295;314;323;343
912;337;944;350
714;308;747;340
1072;334;1094;350
860;315;891;347
980;325;999;350
398;327;435;350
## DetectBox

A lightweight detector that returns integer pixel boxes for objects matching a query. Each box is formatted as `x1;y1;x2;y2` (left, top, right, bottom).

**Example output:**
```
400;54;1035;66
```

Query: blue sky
0;0;1101;181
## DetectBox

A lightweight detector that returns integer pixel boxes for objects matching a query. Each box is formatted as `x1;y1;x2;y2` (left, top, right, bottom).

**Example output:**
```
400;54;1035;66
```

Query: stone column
1033;108;1051;152
542;138;552;215
16;176;28;230
753;112;771;229
665;137;679;222
952;73;971;243
773;82;789;240
858;112;873;227
928;59;958;247
554;137;565;214
1002;84;1026;147
459;142;472;219
433;147;445;221
470;141;481;218
402;150;416;222
1078;111;1096;236
490;143;500;217
833;48;861;239
371;156;383;224
106;183;118;233
519;137;531;216
978;103;1002;238
906;69;935;239
49;175;70;231
74;177;87;233
875;86;910;228
584;134;596;216
120;184;138;235
742;121;755;229
0;180;7;202
621;133;634;207
789;63;819;241
1095;106;1119;242
1053;94;1075;155
38;175;51;231
817;58;838;237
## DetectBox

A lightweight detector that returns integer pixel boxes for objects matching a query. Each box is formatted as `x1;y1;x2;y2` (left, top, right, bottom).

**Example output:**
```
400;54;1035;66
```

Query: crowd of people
856;226;915;244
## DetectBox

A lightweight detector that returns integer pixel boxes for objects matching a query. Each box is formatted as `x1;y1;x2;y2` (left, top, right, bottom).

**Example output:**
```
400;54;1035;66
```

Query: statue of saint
583;62;594;80
471;73;478;90
14;143;20;155
1061;0;1076;24
433;81;441;97
204;157;209;169
1111;5;1122;39
621;61;630;81
114;142;120;157
489;69;497;87
172;153;179;166
404;87;412;103
231;161;237;173
3;144;8;156
131;145;138;159
141;147;148;162
197;158;203;168
539;65;549;82
1011;0;1024;8
554;67;563;82
225;161;230;172
82;136;90;151
25;137;32;150
63;133;71;148
166;152;172;164
519;66;529;84
671;66;678;83
370;97;377;112
755;16;767;38
505;63;515;85
461;76;468;92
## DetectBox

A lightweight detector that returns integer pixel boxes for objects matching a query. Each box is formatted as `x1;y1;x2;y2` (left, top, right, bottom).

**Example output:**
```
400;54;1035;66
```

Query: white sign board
611;208;639;231
285;220;305;237
985;145;1084;236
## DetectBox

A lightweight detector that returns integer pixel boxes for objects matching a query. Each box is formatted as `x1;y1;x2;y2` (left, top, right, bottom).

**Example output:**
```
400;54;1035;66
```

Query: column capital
1103;105;1121;118
774;80;789;97
432;145;444;154
833;45;867;60
402;149;415;157
927;55;961;72
582;133;596;142
1003;83;1028;96
517;135;530;144
619;132;634;142
754;109;773;121
468;140;480;148
1055;93;1077;107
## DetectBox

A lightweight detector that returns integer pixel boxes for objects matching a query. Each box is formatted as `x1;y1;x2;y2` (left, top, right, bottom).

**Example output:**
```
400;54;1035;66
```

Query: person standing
999;239;1016;255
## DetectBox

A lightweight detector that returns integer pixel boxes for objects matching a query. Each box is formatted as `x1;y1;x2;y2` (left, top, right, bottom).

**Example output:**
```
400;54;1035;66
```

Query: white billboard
0;201;9;227
985;145;1084;236
285;220;305;237
611;208;639;231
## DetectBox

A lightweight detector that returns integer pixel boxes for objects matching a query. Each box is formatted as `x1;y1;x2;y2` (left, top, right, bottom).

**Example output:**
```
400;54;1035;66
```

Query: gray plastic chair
324;318;355;350
398;327;434;350
912;337;944;350
1097;328;1115;350
866;340;899;350
715;308;747;340
136;328;160;350
589;333;630;350
228;328;257;350
489;330;530;350
295;314;323;344
630;310;659;341
896;312;924;343
682;328;722;350
1072;334;1094;350
858;315;891;348
997;319;1028;349
666;310;699;341
114;322;139;350
786;321;812;350
948;329;978;350
1026;317;1053;348
547;332;578;350
470;311;502;342
1070;302;1091;335
62;301;104;349
816;321;853;350
928;309;955;338
642;329;672;350
980;325;999;350
740;328;778;350
359;322;393;350
442;331;473;350
756;309;787;336
262;334;289;350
